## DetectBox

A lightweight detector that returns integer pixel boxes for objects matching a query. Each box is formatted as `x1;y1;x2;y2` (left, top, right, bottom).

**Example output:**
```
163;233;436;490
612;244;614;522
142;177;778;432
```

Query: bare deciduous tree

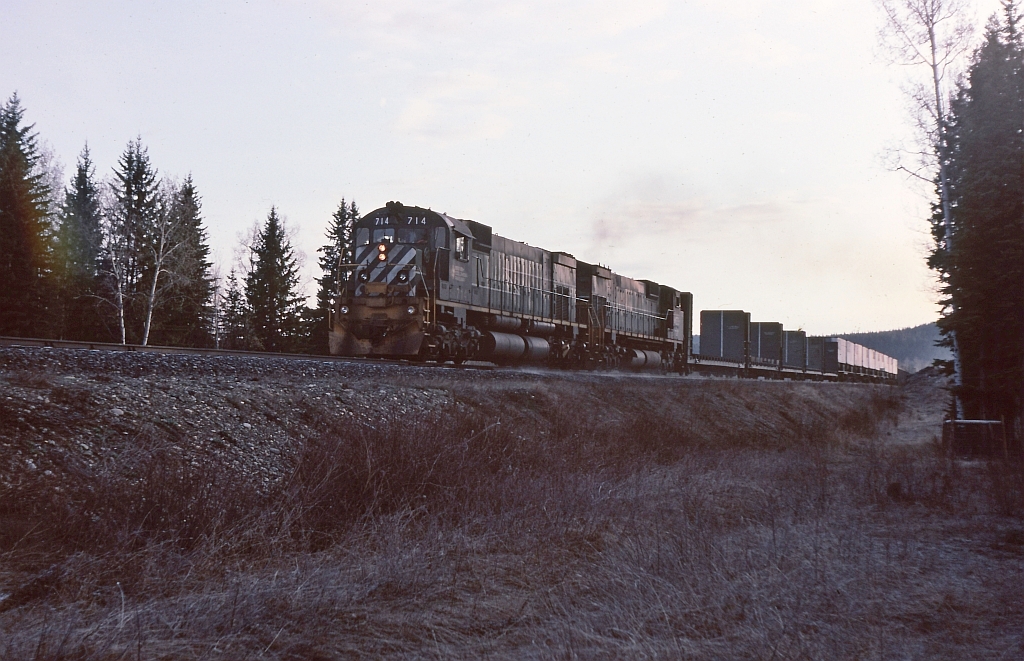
100;178;186;347
878;0;974;417
99;186;130;345
139;184;184;346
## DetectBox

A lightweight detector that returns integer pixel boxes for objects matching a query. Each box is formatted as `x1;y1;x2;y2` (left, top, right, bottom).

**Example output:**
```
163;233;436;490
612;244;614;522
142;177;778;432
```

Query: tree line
880;0;1024;440
0;93;356;354
931;2;1024;436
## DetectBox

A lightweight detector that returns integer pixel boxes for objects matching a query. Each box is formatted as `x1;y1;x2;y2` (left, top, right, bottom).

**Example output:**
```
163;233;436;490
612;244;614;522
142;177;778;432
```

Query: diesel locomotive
329;202;897;381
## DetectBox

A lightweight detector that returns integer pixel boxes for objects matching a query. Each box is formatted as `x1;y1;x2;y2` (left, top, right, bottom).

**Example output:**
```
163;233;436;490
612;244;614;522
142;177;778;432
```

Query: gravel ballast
0;348;465;492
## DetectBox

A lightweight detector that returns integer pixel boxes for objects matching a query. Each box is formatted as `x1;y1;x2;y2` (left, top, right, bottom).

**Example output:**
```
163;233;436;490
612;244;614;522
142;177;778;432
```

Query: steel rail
0;336;893;382
0;336;494;370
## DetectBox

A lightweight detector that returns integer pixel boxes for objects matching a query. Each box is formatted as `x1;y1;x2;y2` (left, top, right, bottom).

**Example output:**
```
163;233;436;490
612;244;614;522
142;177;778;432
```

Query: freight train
329;202;897;381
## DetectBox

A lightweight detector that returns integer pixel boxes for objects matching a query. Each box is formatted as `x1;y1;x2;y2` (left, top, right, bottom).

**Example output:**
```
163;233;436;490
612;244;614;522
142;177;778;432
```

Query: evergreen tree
219;269;251;350
150;176;214;347
245;207;303;352
306;198;359;354
54;144;107;340
0;93;54;336
103;137;160;343
934;2;1024;439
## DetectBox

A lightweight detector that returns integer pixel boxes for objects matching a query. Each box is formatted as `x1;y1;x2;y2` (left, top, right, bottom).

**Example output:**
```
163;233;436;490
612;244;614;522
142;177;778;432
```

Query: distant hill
694;323;950;373
838;323;950;373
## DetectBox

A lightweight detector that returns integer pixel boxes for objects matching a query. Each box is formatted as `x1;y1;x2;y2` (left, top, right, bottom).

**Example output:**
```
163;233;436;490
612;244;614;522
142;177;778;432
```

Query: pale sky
1;0;1003;334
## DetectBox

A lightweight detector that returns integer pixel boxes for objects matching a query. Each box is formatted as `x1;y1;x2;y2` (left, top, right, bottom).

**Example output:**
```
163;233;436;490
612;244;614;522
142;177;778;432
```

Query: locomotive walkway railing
474;276;670;337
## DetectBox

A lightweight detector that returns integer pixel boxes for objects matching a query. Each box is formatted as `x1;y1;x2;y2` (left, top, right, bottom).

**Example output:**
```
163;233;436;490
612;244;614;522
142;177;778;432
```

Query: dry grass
2;377;1023;659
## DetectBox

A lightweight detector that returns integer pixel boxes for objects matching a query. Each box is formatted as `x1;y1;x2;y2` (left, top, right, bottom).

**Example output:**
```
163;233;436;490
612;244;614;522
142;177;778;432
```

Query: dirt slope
887;366;952;446
1;346;908;493
2;347;1021;660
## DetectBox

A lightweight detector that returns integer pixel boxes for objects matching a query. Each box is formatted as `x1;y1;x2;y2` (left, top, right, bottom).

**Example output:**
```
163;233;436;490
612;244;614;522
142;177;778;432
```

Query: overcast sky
2;0;1003;334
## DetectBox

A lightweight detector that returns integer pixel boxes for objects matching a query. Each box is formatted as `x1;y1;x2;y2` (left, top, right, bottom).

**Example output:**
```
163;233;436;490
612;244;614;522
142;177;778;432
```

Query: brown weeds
1;379;1022;659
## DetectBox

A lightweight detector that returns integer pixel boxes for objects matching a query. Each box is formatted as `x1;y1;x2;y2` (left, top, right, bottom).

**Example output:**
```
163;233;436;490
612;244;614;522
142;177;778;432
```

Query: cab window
396;228;427;245
356;228;370;246
455;235;469;261
372;228;395;244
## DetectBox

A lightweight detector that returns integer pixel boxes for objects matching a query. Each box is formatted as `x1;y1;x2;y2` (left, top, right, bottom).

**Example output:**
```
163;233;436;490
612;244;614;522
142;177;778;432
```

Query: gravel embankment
0;348;465;491
0;346;921;495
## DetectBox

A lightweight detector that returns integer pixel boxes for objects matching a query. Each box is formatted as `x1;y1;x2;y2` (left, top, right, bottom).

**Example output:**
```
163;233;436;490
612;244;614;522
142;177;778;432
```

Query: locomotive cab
330;202;450;357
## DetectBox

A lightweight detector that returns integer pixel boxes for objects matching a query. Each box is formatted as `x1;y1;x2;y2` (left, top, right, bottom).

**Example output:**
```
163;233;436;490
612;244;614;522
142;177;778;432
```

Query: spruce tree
306;198;359;354
219;269;250;350
0;93;54;336
245;207;303;352
934;3;1024;438
150;176;214;347
54;144;106;340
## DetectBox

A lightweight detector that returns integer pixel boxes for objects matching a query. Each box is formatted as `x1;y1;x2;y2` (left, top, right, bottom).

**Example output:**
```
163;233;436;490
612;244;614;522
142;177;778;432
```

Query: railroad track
0;336;890;383
0;336;495;370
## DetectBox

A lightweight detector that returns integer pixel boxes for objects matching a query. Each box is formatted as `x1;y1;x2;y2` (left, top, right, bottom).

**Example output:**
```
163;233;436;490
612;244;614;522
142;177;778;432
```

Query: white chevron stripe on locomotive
355;244;378;264
368;245;416;284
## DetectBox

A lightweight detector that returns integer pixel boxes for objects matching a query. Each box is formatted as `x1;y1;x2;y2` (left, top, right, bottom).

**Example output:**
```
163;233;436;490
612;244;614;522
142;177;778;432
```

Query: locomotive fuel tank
478;332;550;364
628;349;663;370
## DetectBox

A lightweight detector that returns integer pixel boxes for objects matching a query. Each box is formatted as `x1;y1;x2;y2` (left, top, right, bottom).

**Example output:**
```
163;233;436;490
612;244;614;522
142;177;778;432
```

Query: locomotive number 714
373;216;427;226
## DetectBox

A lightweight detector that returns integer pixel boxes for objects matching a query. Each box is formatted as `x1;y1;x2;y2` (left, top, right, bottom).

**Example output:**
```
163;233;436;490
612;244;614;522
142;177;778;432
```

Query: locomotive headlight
376;252;387;261
397;271;409;282
358;271;369;282
406;306;416;315
340;305;349;315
